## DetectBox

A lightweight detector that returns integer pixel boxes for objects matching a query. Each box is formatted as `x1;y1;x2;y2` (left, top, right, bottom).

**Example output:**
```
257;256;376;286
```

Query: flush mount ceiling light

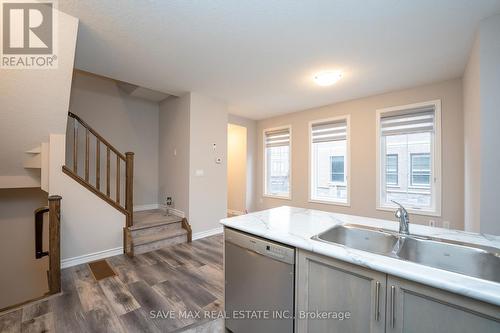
313;70;343;86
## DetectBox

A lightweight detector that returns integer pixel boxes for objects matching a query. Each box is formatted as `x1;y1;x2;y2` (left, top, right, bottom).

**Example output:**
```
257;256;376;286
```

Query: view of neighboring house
1;1;500;332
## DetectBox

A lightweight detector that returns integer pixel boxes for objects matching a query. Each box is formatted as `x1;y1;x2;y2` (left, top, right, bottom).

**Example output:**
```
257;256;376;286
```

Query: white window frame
308;115;351;207
263;125;292;200
375;100;442;216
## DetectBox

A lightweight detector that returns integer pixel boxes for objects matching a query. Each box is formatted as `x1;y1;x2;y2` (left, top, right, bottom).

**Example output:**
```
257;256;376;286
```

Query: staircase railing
62;111;134;230
34;195;62;295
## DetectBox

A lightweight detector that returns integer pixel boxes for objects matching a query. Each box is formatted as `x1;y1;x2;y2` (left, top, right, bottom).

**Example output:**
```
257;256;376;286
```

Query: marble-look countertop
220;206;500;307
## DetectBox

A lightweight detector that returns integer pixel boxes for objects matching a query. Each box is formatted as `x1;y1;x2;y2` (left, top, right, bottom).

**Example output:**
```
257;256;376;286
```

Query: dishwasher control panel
224;228;295;265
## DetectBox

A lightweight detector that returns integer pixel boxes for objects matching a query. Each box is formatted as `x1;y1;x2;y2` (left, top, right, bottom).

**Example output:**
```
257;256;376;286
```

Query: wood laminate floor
0;235;224;333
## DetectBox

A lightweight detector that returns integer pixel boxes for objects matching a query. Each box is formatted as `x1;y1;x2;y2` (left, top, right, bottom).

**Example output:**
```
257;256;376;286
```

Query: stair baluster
63;111;134;254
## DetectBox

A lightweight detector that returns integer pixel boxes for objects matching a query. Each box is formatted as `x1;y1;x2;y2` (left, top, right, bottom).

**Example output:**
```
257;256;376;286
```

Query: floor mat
88;260;116;281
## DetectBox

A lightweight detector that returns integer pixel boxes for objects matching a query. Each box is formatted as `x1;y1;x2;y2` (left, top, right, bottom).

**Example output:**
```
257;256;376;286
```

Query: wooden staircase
62;111;192;256
126;209;192;255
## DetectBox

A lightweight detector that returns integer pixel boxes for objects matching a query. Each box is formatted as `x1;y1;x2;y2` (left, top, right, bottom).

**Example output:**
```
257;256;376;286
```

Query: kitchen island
221;206;500;333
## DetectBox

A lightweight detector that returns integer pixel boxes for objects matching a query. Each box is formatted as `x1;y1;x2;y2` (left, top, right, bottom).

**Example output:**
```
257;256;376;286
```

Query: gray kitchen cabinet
296;250;387;333
386;275;500;333
296;249;500;333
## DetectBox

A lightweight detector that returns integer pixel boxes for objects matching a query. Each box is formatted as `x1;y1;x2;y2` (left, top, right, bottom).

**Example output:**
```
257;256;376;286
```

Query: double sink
313;224;500;283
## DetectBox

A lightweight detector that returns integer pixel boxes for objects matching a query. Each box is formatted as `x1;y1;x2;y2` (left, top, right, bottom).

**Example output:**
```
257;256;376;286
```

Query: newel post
48;195;62;294
125;152;134;227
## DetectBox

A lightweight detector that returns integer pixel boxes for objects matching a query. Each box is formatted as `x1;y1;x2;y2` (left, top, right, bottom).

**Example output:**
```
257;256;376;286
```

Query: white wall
478;14;500;235
463;31;481;232
68;71;160;207
0;10;78;187
49;134;125;261
0;188;49;309
228;114;258;212
189;93;228;234
227;123;247;214
256;79;464;230
159;95;191;215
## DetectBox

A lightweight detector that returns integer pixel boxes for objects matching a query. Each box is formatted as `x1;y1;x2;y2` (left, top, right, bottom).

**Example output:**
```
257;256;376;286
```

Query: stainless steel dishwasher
224;227;295;333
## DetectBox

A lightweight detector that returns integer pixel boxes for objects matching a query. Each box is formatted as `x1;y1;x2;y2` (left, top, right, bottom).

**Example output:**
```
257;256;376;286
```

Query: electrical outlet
443;221;450;229
429;220;435;227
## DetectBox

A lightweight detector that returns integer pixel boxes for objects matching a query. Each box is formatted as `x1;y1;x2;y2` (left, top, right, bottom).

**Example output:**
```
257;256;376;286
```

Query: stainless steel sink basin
396;237;500;283
313;224;500;283
314;224;399;254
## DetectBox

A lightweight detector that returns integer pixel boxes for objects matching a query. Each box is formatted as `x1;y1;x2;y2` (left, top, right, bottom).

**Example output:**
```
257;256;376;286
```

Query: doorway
227;123;247;217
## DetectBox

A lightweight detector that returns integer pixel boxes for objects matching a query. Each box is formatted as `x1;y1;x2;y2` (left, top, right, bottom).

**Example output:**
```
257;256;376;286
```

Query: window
386;154;398;186
310;117;349;205
411;153;431;186
330;156;345;183
377;100;441;215
264;127;291;198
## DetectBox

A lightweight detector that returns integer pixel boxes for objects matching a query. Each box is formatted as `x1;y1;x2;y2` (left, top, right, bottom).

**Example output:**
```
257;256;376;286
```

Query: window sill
309;199;350;207
263;194;291;201
376;205;441;217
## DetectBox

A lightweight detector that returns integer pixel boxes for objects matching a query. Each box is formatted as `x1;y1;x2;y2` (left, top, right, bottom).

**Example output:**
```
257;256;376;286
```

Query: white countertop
220;206;500;307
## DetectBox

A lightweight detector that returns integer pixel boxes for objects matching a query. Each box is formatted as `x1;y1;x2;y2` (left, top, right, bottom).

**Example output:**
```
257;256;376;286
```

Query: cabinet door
386;276;500;333
296;250;386;333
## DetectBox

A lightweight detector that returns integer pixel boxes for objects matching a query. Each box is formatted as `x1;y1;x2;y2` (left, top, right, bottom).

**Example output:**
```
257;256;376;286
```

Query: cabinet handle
390;285;396;328
375;281;380;321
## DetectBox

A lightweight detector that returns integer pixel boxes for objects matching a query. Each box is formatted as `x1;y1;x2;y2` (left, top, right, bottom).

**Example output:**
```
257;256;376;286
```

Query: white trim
262;194;292;201
376;205;442;217
375;100;442;217
170;208;186;218
158;204;186;218
61;247;123;269
263;124;292;200
308;199;350;207
133;204;160;212
192;227;223;241
227;209;246;216
308;115;351;206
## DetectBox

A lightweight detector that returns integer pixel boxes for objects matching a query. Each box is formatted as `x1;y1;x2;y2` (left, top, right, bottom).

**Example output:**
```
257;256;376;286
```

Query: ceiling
59;0;500;120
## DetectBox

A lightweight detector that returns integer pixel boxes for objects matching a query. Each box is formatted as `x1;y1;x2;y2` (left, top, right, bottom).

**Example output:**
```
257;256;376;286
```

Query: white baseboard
61;247;123;269
133;204;160;212
159;204;185;218
192;226;223;241
227;209;246;216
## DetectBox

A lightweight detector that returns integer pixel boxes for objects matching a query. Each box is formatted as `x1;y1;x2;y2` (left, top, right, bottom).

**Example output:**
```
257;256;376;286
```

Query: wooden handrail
65;111;134;253
68;112;126;161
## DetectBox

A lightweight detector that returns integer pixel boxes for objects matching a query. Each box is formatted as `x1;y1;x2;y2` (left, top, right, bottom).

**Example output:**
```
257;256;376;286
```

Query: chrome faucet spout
391;200;410;235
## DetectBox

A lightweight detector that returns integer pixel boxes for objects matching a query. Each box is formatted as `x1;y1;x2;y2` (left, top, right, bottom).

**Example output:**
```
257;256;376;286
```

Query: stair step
130;220;182;238
131;209;183;231
133;228;187;246
132;229;188;254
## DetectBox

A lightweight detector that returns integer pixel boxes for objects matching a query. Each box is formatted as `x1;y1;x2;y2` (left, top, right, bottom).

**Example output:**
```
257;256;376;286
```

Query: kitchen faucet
392;200;409;235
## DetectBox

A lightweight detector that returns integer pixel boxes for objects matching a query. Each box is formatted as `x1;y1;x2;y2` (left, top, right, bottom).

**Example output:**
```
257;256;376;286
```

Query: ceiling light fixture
313;70;343;86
